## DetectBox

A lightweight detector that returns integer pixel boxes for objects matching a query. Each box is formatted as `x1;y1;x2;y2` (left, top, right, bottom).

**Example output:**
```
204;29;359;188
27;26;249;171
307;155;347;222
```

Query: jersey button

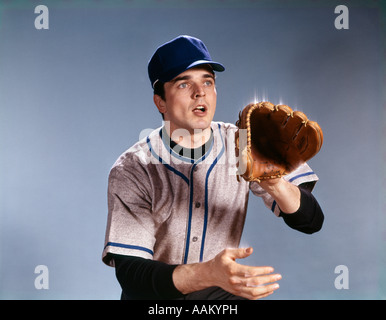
192;236;198;242
195;202;201;208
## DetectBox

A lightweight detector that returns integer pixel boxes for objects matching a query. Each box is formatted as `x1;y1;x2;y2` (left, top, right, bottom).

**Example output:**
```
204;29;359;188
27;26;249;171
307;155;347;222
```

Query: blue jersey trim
200;124;225;262
288;171;315;183
146;136;189;185
105;242;154;256
271;171;316;212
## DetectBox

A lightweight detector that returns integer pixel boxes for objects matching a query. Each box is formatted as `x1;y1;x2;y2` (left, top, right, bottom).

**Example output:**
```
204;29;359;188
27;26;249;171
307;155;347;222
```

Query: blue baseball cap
148;35;225;88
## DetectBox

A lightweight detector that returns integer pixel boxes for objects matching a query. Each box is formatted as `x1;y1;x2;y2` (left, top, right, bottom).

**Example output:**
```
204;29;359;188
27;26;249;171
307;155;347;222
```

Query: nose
192;83;205;99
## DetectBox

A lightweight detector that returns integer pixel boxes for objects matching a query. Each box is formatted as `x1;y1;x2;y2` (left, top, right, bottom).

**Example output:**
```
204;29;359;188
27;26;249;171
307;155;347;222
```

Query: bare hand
208;247;281;300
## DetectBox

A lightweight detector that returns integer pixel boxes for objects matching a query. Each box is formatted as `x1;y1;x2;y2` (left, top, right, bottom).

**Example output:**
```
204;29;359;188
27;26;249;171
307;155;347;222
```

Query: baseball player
102;35;324;300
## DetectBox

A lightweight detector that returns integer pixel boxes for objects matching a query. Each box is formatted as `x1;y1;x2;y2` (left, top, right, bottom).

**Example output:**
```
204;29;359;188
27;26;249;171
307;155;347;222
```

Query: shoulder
110;127;162;174
211;121;237;132
212;121;238;145
211;121;237;143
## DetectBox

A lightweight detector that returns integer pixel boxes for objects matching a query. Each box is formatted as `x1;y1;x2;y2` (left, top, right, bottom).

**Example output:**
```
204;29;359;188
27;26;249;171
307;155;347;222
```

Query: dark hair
153;81;165;100
153;81;165;119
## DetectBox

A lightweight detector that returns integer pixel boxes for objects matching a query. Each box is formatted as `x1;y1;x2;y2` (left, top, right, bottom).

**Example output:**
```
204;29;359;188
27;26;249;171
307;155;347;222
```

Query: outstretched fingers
213;248;282;300
229;268;282;299
239;284;280;300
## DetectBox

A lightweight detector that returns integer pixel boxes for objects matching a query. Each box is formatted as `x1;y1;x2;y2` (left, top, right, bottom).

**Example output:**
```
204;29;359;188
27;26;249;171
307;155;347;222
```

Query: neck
161;126;214;160
165;123;212;149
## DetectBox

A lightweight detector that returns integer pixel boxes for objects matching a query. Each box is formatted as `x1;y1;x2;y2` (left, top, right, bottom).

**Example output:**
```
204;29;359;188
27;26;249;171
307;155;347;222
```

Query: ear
153;94;167;115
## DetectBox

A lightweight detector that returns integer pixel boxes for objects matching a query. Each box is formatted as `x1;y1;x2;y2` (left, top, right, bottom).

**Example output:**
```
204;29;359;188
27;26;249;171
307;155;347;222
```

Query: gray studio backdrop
0;0;385;299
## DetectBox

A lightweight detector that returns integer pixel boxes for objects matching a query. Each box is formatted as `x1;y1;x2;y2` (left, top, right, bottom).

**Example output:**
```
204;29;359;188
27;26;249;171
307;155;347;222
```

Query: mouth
192;105;207;115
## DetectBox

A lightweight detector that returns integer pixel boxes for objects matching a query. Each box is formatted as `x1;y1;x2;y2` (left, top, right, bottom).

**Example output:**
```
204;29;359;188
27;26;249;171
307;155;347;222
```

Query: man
102;35;324;300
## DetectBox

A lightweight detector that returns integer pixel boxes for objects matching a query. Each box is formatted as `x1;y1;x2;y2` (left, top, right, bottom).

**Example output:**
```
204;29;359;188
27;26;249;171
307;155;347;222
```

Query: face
154;66;217;136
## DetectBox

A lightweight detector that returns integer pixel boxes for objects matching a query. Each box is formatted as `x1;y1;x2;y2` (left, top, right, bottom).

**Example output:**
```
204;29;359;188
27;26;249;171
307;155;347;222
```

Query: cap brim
187;60;225;72
153;60;225;88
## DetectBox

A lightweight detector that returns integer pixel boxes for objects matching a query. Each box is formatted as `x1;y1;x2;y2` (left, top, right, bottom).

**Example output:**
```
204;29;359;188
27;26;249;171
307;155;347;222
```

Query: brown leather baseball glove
235;102;323;182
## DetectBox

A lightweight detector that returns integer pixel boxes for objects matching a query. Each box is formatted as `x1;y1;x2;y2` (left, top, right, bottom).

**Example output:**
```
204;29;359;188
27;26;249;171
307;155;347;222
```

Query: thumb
226;247;253;260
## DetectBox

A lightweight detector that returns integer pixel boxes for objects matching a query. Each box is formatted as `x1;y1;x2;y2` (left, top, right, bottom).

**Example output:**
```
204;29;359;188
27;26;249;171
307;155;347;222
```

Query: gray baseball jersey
102;121;318;267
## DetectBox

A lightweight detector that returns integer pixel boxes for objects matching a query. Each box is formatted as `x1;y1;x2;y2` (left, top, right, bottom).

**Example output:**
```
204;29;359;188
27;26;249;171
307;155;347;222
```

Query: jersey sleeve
102;162;156;267
249;162;319;216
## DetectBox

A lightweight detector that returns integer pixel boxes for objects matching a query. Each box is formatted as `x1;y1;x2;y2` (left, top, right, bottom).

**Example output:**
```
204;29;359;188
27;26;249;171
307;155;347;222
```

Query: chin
193;121;212;131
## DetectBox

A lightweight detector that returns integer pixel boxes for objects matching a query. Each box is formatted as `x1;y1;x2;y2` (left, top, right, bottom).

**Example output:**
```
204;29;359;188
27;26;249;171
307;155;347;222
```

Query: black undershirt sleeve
111;253;185;300
279;185;324;234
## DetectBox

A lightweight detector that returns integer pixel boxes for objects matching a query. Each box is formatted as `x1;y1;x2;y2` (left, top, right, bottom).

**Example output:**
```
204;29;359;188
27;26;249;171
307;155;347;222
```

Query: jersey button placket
185;163;204;263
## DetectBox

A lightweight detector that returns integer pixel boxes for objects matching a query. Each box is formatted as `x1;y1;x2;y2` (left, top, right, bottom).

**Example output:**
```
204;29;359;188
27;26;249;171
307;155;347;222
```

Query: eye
204;80;214;87
178;82;188;89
